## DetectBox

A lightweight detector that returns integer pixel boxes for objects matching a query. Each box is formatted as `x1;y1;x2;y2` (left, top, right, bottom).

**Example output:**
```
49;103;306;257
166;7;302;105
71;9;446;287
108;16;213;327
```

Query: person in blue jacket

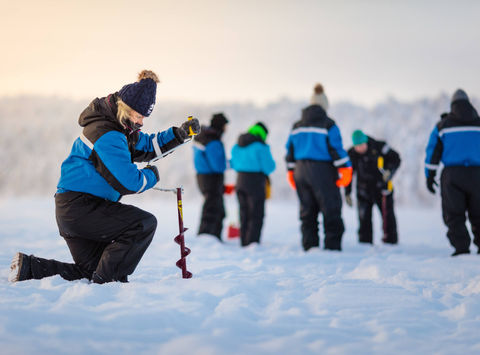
231;122;276;247
193;113;229;240
8;70;200;283
286;83;352;251
425;89;480;256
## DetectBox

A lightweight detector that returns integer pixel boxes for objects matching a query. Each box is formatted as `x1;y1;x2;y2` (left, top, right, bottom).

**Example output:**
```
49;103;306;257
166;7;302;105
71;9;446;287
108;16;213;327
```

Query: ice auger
154;186;192;279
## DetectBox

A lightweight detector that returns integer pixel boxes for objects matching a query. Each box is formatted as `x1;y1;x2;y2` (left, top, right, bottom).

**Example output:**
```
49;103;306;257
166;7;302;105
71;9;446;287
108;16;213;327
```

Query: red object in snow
227;224;240;239
224;184;235;195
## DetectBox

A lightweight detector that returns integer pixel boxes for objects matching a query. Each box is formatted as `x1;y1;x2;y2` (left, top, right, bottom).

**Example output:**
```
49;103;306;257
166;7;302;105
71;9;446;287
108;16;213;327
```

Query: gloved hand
426;174;438;194
336;167;353;187
144;165;159;182
287;170;296;190
345;194;353;207
224;184;235;194
177;117;201;141
382;169;391;182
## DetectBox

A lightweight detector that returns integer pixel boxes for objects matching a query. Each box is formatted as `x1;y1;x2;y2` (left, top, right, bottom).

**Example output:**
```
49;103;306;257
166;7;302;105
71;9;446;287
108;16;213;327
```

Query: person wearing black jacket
345;130;401;244
193;113;229;240
425;89;480;256
285;84;352;251
8;70;200;284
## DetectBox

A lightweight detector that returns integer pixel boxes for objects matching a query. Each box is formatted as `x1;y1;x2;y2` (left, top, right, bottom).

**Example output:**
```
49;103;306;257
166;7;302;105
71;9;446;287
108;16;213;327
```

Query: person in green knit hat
345;130;401;244
230;122;276;247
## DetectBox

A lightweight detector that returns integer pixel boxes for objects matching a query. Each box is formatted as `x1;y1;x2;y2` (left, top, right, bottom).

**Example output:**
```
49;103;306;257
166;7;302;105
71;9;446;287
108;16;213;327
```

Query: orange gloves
287;170;296;190
224;184;235;195
336;167;353;188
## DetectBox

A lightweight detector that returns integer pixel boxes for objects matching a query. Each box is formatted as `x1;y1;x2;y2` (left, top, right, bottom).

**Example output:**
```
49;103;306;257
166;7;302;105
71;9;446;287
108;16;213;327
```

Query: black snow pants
27;191;157;282
236;172;266;247
357;186;398;244
294;160;345;251
197;173;225;239
441;166;480;253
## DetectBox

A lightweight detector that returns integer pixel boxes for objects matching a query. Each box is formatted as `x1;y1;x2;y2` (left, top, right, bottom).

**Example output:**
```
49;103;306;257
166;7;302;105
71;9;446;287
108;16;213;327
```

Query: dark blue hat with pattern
118;70;159;117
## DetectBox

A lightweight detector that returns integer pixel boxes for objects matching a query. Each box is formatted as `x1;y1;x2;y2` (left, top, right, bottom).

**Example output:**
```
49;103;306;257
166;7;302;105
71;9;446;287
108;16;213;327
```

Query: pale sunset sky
1;0;479;106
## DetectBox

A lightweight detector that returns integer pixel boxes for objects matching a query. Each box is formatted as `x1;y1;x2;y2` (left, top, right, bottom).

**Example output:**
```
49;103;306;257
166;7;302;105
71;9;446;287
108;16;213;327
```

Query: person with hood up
285;83;351;251
345;130;401;244
8;70;200;284
193;113;229;241
230;122;276;247
425;89;480;256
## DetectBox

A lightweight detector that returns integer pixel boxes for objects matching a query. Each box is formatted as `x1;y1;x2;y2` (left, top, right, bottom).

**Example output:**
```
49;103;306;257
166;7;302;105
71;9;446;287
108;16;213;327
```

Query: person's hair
117;99;134;128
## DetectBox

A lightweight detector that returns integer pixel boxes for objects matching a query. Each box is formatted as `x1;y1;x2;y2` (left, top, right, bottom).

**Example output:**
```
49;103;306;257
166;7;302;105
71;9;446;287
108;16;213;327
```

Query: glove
224;184;235;195
345;194;353;207
426;174;438;194
177;117;201;141
265;178;272;199
336;167;353;188
144;165;159;182
382;169;391;182
287;170;296;190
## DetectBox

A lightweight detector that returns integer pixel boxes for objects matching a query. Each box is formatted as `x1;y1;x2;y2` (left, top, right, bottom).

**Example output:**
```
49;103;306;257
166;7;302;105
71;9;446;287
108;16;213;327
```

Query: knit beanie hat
118;70;160;117
451;89;469;103
352;130;368;146
248;122;268;142
310;83;329;111
211;113;229;131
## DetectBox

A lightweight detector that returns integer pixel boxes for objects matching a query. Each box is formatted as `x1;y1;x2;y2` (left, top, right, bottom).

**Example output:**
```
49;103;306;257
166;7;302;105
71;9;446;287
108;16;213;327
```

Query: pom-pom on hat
352;130;368;146
211;113;229;131
310;83;329;111
248;122;269;142
118;70;160;117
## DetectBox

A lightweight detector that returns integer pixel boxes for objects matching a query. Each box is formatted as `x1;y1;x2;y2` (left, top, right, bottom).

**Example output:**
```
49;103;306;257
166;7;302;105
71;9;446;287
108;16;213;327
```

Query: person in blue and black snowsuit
8;70;200;283
193;113;229;240
231;122;276;247
285;83;352;251
425;89;480;256
345;130;401;244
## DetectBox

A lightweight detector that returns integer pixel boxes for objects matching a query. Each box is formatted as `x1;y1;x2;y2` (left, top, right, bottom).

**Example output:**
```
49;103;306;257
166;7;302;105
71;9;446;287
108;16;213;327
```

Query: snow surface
1;195;480;355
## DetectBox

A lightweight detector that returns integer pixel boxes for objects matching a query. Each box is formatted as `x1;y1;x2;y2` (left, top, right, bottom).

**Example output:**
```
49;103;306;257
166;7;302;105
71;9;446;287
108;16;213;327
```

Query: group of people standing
193;114;275;247
194;83;402;251
8;70;480;285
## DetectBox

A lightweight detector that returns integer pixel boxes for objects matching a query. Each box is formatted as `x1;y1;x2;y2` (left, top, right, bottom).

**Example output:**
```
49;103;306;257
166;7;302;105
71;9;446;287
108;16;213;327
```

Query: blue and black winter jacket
193;126;227;174
57;94;184;201
285;105;351;170
231;133;276;175
425;99;480;178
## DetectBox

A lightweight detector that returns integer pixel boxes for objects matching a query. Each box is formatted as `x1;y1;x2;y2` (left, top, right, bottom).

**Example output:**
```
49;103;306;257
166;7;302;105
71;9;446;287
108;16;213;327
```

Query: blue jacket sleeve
133;127;181;162
260;144;276;175
205;140;227;173
327;125;351;167
425;126;442;178
94;131;158;194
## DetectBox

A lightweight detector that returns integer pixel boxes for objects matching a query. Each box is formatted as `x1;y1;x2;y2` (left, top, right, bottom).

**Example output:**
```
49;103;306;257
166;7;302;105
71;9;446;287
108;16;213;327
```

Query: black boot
451;249;470;257
8;252;32;282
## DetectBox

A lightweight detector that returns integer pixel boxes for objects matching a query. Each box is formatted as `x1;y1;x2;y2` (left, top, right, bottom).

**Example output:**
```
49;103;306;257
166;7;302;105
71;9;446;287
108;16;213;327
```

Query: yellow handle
187;116;196;136
387;180;393;191
377;156;384;170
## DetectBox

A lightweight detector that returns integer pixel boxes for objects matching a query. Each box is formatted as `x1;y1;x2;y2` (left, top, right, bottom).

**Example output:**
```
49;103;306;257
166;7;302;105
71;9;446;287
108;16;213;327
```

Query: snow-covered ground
1;195;480;355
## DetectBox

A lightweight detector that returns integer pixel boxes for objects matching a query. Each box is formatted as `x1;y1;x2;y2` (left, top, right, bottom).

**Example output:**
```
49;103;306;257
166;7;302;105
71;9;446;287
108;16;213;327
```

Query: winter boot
8;252;32;282
451;249;470;257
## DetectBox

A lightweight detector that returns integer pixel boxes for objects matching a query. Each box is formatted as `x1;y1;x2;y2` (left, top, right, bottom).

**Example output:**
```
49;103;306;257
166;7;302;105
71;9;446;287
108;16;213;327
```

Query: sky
1;0;480;106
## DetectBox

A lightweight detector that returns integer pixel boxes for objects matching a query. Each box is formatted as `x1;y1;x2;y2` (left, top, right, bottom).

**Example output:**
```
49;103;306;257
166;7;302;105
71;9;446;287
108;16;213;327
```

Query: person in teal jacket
230;122;276;246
